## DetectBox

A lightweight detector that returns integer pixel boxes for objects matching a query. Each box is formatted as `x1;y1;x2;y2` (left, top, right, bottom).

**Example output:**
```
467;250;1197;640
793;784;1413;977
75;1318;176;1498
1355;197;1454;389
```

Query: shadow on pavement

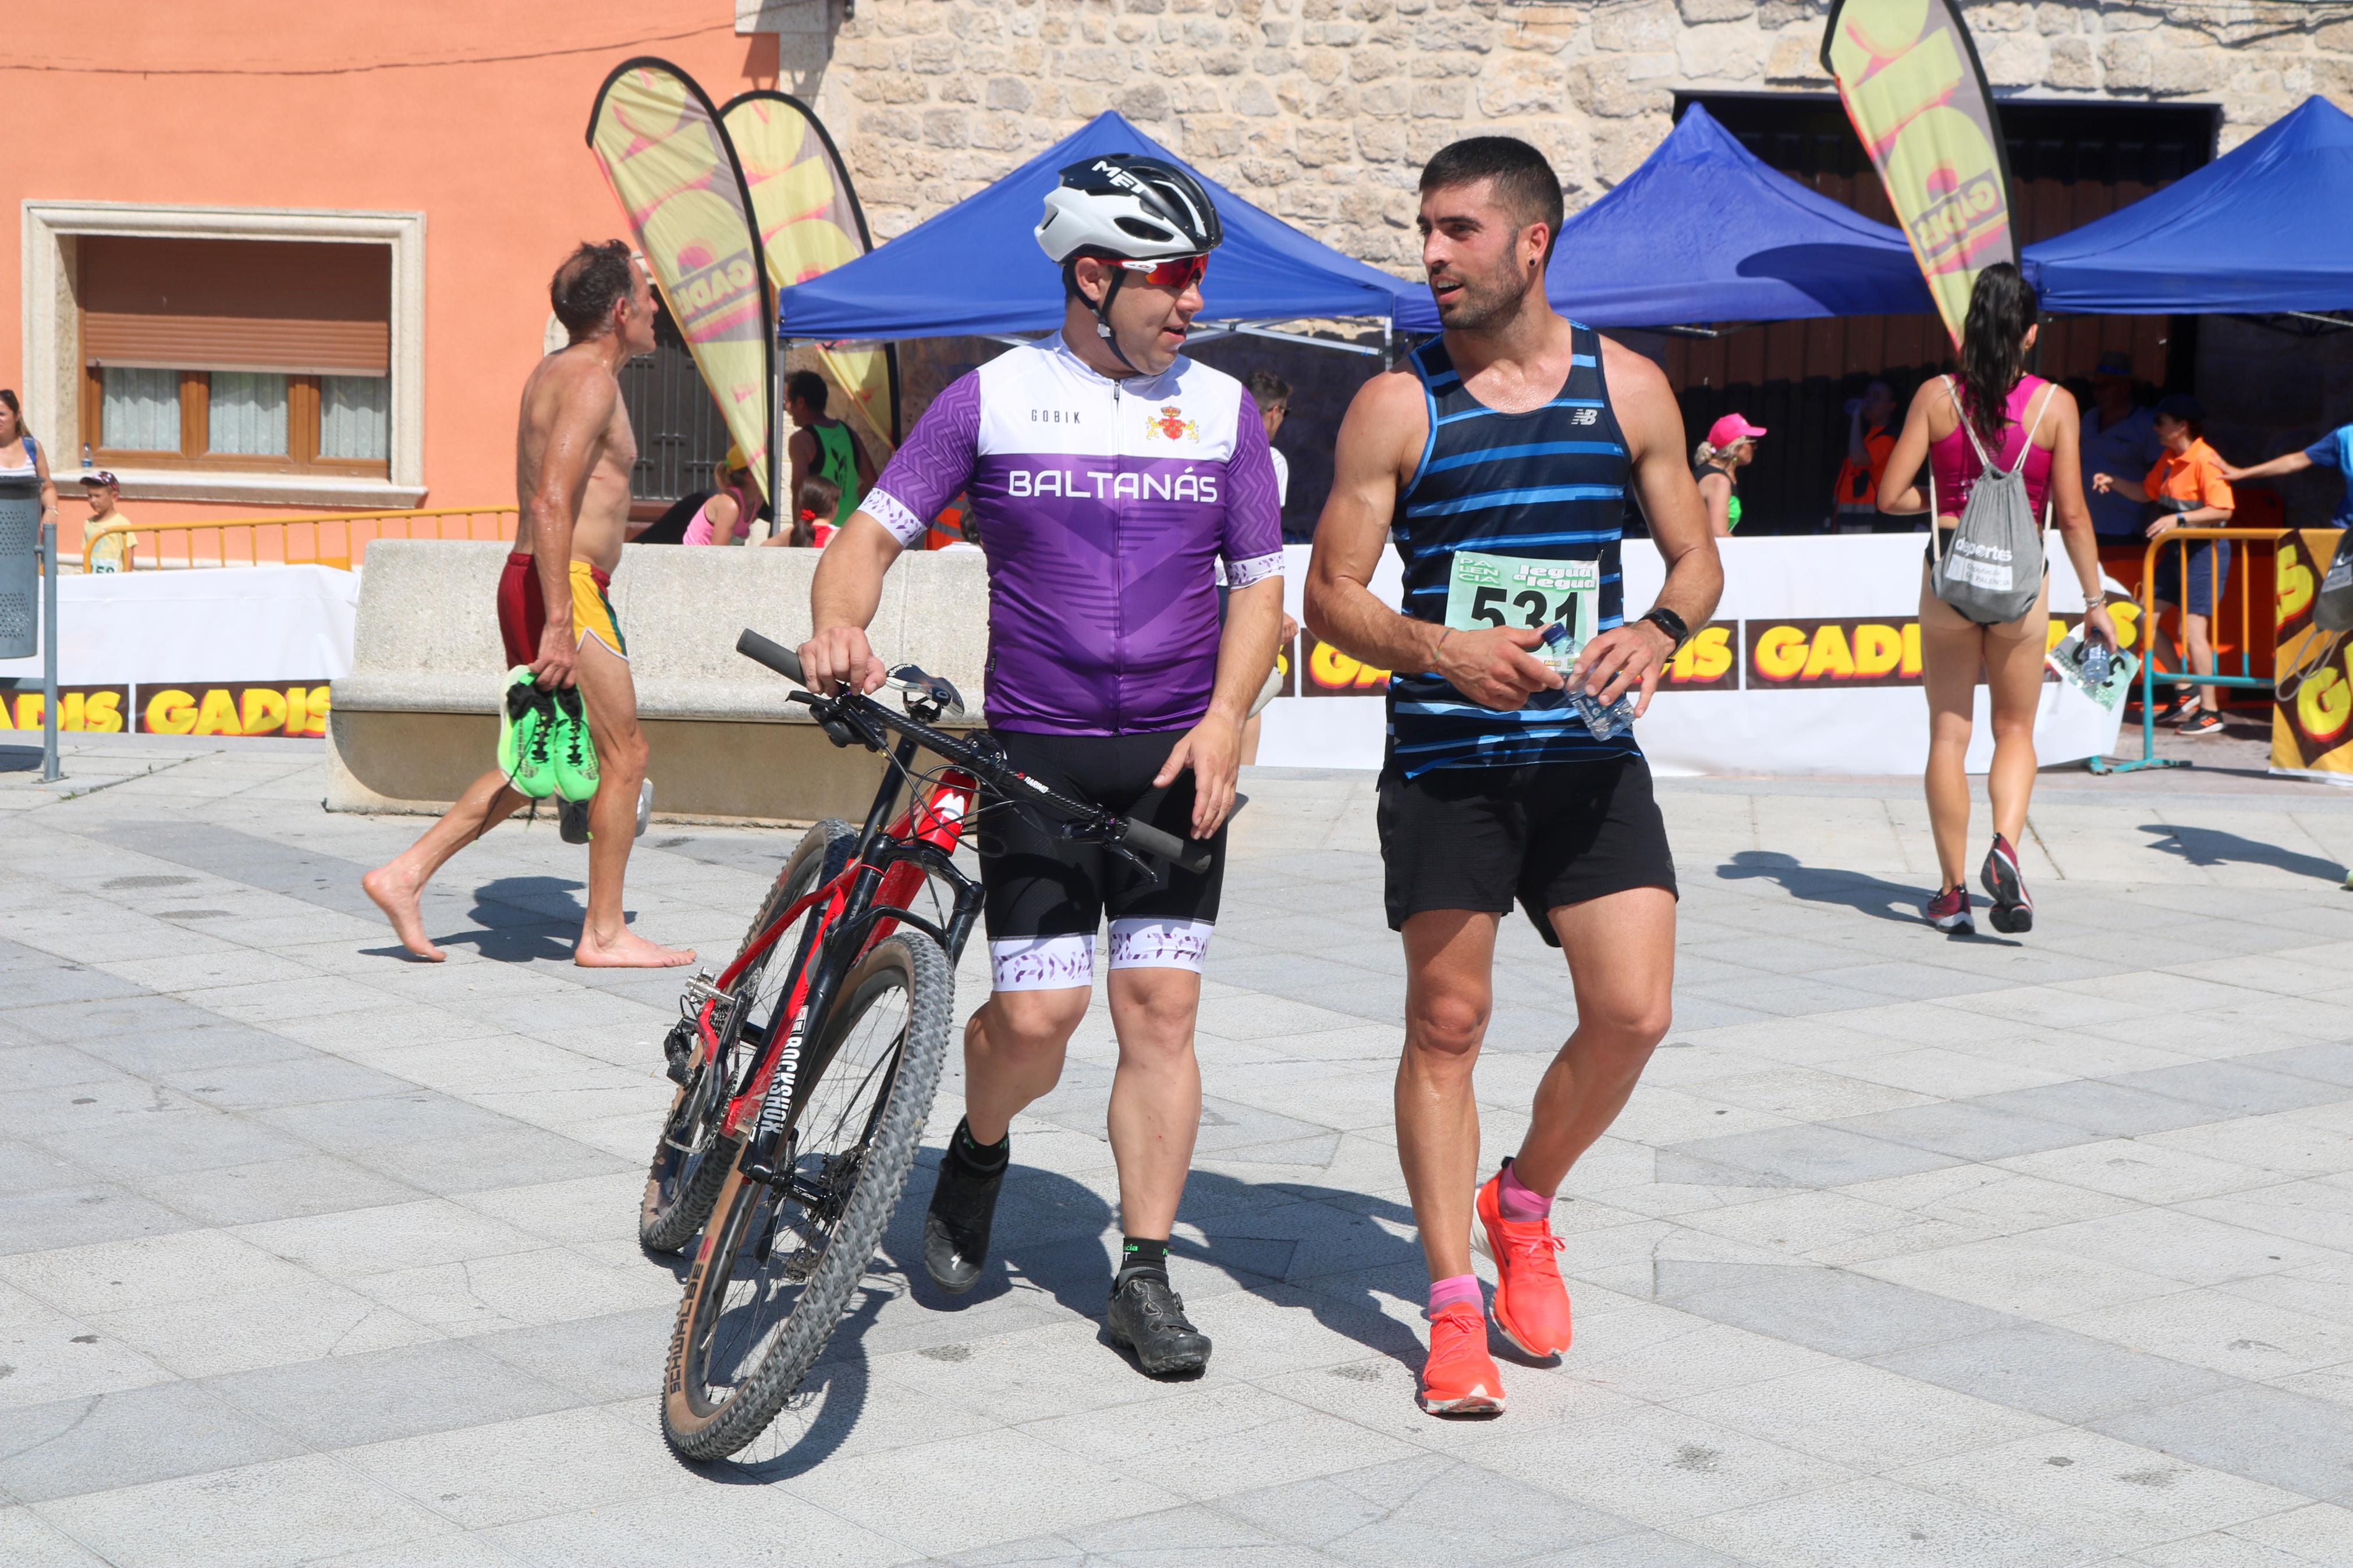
2141;823;2345;883
1716;850;1924;925
420;874;586;962
1713;849;2018;944
672;1161;1431;1480
686;1285;893;1485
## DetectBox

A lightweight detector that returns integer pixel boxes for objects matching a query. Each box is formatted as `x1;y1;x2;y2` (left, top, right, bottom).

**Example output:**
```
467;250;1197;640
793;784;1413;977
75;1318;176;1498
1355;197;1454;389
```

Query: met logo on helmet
1091;158;1150;195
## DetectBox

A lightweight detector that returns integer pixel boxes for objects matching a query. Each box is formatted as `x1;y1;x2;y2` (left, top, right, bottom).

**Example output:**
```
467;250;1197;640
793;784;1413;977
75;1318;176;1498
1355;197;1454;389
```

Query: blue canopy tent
1390;105;1933;333
2025;96;2353;316
778;111;1412;346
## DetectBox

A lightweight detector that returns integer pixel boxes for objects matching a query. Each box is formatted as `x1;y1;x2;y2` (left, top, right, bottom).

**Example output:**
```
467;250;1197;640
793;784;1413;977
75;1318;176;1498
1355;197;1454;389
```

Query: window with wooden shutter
80;237;393;477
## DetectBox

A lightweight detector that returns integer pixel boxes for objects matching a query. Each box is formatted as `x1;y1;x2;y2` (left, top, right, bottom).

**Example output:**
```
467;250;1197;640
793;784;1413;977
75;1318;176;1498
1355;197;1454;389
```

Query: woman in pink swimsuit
682;447;762;546
1878;263;2116;937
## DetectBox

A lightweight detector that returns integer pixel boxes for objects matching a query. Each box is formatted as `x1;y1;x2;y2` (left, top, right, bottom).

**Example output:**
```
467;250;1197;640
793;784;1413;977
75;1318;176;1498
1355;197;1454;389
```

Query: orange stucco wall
5;3;780;551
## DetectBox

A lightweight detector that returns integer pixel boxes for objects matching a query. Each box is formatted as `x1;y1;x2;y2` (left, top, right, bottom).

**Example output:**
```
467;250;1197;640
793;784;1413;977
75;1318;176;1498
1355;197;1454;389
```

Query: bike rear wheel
640;819;857;1255
662;931;953;1460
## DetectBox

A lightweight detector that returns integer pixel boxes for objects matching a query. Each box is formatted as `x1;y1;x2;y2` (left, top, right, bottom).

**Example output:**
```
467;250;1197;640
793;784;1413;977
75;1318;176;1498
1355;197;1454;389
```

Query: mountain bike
645;629;1212;1461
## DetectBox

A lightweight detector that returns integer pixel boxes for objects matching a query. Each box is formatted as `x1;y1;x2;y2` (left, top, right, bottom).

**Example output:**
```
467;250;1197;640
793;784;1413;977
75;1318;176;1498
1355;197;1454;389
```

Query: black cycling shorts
1377;755;1677;947
977;728;1225;990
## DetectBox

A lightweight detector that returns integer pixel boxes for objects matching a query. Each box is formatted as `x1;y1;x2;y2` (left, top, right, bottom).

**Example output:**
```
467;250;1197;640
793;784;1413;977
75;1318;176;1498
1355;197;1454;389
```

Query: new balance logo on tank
861;333;1283;735
1388;321;1634;776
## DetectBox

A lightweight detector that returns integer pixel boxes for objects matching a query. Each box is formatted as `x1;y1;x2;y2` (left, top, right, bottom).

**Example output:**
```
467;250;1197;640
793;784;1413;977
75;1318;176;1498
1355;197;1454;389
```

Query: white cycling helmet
1035;153;1222;264
1035;154;1222;367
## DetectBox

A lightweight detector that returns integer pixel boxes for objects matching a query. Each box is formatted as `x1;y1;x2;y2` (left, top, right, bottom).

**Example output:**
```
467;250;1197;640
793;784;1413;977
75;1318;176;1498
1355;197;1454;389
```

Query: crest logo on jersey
1145;404;1198;442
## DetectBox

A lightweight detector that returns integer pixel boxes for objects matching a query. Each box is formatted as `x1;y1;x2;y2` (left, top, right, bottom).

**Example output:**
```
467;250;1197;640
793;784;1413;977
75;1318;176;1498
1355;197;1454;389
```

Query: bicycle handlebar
738;629;805;688
734;628;1219;875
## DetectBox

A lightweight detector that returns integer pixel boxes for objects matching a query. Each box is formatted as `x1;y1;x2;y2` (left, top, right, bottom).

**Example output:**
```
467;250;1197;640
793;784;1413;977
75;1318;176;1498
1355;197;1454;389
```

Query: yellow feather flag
1821;0;2019;347
721;90;900;456
587;59;776;500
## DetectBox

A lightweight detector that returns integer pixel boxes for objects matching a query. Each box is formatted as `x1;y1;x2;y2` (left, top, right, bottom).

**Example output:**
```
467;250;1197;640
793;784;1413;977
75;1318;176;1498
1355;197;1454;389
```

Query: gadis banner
721;89;901;453
1820;0;2018;347
587;59;775;503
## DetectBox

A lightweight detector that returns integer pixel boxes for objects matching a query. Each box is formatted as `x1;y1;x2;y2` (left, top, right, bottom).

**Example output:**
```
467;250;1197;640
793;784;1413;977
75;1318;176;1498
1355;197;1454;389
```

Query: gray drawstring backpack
2315;528;2353;632
1929;377;2054;625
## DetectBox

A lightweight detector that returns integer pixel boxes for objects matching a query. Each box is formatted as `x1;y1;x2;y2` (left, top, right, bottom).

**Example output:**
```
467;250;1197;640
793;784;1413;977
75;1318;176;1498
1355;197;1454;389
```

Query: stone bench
326;540;989;824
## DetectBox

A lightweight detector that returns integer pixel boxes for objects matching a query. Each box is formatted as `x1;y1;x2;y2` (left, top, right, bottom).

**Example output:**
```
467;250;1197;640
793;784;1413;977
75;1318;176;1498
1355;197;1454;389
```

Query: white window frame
22;200;426;507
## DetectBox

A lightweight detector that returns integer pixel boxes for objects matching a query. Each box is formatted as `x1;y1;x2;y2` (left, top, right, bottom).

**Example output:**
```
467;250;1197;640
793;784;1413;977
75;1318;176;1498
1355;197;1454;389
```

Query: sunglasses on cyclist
1117;254;1209;289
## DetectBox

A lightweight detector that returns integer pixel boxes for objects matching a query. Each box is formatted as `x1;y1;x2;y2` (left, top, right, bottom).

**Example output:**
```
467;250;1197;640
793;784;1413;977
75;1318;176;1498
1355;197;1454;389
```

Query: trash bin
0;474;40;659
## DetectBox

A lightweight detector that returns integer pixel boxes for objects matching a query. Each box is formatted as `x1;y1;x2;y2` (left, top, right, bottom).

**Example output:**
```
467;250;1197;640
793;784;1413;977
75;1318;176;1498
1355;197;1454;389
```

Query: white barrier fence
0;566;357;737
1254;536;2125;776
0;540;2122;771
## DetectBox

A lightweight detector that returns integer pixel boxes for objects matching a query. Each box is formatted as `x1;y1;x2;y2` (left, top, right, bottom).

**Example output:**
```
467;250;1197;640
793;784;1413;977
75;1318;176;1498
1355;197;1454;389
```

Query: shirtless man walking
363;241;694;969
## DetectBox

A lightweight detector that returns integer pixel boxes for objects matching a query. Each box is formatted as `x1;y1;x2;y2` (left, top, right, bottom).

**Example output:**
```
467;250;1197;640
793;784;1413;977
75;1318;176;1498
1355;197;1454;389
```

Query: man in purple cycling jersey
798;156;1284;1376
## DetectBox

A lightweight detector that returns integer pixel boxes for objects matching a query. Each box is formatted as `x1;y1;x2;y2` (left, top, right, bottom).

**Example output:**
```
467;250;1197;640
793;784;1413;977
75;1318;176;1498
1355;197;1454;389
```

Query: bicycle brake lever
796;693;875;752
1101;838;1157;877
1055;817;1160;879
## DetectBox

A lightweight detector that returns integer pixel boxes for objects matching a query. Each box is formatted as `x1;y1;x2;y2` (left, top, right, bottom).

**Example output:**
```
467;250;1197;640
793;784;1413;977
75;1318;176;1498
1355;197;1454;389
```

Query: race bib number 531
1444;552;1599;655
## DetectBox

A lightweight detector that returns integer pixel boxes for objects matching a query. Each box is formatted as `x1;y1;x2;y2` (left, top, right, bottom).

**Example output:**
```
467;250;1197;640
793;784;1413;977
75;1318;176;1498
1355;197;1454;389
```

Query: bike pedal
677;969;723;1013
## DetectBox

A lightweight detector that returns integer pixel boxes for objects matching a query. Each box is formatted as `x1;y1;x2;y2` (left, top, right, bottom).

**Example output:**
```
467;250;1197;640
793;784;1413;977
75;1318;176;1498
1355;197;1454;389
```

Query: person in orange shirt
1831;380;1898;533
2094;394;2235;737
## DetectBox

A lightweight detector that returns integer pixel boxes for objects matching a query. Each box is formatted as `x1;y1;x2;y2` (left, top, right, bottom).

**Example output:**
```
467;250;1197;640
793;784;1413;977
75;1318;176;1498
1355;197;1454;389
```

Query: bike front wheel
661;931;953;1460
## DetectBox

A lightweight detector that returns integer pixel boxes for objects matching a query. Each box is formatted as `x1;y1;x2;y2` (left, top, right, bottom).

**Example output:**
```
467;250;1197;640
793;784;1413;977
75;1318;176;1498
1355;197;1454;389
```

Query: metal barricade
2088;525;2281;776
81;505;517;572
0;475;37;657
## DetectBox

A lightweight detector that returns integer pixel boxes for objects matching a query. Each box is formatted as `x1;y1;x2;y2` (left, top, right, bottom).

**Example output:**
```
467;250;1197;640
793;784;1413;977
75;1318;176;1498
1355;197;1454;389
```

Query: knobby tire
661;931;953;1460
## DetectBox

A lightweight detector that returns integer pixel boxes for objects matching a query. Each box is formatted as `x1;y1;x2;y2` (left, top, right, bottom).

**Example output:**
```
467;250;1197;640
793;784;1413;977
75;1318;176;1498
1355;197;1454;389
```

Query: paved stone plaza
6;732;2353;1566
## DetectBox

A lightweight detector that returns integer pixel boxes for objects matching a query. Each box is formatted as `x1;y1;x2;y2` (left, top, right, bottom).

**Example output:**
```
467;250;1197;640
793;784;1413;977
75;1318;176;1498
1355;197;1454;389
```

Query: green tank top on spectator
812;423;864;524
1694;458;1741;531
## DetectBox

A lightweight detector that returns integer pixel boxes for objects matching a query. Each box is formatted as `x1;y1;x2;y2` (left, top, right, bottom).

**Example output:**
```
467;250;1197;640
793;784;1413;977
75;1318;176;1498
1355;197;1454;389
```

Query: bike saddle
886;664;965;722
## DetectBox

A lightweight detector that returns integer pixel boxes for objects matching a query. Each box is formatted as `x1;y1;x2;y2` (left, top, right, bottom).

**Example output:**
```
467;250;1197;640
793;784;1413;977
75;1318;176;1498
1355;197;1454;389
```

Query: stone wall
783;0;2353;271
777;0;2353;528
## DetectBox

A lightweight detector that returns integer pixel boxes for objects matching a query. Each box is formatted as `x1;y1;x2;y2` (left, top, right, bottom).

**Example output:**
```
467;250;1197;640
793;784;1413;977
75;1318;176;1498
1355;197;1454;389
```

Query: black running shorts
1376;755;1677;946
978;728;1226;990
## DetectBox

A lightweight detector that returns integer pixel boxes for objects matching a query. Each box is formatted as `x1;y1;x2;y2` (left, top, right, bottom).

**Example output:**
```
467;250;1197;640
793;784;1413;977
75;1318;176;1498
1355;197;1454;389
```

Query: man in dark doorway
2080;351;2163;543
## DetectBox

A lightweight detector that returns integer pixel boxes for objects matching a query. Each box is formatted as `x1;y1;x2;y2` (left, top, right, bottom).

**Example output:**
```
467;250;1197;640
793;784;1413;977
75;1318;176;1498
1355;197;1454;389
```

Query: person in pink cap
1693;413;1764;536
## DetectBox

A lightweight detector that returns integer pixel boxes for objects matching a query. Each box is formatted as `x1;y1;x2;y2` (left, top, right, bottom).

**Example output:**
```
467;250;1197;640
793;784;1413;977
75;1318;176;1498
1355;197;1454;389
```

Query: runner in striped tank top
1387;324;1632;774
1304;137;1722;1419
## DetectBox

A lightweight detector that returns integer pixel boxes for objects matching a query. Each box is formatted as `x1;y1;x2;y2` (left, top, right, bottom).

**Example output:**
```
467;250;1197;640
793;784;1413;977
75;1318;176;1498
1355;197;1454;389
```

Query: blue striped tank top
1387;323;1637;778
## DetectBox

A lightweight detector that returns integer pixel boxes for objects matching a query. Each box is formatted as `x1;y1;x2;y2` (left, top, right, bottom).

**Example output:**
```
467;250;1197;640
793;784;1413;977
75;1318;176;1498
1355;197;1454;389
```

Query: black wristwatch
1639;607;1691;653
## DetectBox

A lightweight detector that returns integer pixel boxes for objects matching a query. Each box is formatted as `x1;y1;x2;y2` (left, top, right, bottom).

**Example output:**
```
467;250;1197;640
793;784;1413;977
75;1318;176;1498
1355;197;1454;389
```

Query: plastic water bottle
1570;686;1636;740
1541;621;1636;739
2082;639;2112;687
1536;620;1578;677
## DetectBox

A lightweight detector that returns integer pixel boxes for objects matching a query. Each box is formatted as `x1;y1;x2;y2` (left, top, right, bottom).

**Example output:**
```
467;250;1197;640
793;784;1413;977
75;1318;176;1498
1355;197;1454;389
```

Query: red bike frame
702;770;978;1142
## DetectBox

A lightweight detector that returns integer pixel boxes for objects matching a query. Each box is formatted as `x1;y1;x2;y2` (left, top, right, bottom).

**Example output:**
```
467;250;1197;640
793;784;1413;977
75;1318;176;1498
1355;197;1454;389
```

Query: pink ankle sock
1428;1273;1481;1316
1499;1162;1553;1221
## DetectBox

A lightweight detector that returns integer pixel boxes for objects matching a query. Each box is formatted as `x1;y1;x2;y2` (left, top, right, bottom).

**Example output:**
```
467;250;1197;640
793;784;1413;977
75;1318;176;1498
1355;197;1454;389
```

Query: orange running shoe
1418;1302;1505;1415
1474;1164;1574;1357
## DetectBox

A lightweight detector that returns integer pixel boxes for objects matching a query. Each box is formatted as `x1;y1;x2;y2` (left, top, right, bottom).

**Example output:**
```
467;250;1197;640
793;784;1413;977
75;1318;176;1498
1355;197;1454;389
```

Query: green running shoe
499;670;559;800
495;667;534;779
551;687;600;803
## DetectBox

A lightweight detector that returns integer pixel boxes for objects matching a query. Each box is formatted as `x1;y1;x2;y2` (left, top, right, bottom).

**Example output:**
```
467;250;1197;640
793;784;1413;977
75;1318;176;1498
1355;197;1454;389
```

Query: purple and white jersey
862;334;1284;735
